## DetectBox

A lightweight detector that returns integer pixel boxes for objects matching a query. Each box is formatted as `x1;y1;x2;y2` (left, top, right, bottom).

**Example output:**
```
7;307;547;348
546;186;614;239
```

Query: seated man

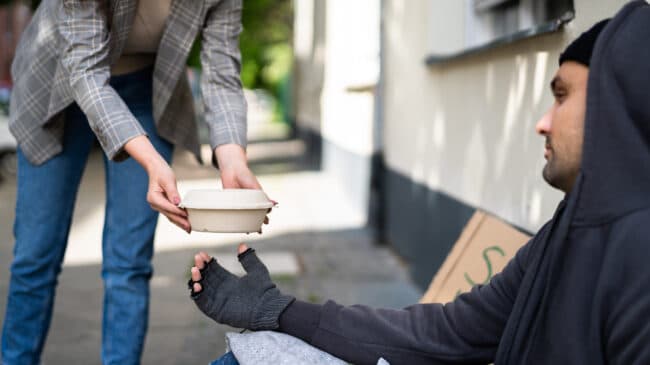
188;2;650;364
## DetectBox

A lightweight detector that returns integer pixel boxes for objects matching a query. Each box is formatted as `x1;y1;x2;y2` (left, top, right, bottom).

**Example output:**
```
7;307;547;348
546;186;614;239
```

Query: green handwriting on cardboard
455;246;506;299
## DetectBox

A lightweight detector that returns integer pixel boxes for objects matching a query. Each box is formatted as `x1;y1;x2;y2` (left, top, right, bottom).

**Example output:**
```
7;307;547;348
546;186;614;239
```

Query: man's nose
535;108;552;135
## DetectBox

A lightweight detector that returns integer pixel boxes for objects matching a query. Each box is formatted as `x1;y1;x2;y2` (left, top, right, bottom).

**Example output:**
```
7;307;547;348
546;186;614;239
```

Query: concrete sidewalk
0;142;422;365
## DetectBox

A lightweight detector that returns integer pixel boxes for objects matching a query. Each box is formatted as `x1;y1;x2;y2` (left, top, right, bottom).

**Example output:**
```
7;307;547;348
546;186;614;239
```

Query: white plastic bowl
180;189;274;233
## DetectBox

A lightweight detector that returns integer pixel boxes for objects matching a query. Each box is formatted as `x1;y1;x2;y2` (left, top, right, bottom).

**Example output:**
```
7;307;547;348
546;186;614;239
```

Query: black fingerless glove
189;248;295;331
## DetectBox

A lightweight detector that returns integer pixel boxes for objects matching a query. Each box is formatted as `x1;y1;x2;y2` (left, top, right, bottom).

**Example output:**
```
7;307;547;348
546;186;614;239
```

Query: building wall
292;0;381;224
381;0;629;287
292;0;325;135
291;0;631;289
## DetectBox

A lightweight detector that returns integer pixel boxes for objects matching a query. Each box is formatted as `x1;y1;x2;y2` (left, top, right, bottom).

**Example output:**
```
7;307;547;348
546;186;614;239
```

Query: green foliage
239;0;294;123
0;101;8;116
186;35;202;70
4;0;293;121
239;0;293;90
188;0;293;123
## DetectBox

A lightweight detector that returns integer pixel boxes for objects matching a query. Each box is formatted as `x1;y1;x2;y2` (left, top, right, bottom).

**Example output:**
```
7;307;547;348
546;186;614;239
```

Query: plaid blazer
9;0;247;165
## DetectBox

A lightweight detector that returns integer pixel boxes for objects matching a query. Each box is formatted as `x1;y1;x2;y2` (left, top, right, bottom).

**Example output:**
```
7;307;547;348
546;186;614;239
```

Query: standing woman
2;0;260;364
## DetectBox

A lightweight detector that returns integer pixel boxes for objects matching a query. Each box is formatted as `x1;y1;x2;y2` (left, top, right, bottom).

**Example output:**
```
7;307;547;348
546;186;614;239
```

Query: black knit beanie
559;19;610;67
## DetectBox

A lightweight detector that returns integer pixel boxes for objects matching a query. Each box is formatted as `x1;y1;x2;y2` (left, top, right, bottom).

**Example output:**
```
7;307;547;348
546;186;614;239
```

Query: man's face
535;61;589;193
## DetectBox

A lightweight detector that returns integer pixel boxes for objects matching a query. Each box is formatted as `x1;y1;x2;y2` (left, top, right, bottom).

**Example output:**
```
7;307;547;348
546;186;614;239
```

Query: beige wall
292;0;326;133
293;0;380;156
292;0;381;224
382;0;628;232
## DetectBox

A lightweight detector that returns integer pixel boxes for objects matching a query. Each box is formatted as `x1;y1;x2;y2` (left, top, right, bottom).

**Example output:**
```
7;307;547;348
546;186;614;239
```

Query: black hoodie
277;2;650;364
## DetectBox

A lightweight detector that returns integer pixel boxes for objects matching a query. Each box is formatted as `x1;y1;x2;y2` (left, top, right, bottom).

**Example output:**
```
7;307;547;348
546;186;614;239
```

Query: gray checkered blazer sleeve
59;0;146;161
201;0;247;151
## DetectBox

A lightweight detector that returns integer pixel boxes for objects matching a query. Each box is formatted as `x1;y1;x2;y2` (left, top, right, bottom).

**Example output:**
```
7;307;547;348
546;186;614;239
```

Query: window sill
424;11;575;66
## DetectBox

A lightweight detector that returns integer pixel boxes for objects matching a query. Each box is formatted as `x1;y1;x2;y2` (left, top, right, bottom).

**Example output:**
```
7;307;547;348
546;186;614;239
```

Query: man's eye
554;92;567;102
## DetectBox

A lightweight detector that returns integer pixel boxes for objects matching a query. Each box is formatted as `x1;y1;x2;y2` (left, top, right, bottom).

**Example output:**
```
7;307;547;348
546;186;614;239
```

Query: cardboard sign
420;211;531;304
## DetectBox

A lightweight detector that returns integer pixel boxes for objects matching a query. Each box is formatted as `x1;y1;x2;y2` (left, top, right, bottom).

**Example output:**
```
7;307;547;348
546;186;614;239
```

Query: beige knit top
111;0;172;75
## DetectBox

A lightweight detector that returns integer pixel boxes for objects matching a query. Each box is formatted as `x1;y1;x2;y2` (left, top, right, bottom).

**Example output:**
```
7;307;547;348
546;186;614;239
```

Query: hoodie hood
496;3;650;363
572;0;650;226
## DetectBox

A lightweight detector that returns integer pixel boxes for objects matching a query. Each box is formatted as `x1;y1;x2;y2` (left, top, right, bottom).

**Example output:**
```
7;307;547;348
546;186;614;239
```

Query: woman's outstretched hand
125;135;190;233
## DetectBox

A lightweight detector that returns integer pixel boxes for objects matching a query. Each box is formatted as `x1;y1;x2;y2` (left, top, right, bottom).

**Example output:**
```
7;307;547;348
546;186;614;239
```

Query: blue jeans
210;352;240;365
1;66;173;365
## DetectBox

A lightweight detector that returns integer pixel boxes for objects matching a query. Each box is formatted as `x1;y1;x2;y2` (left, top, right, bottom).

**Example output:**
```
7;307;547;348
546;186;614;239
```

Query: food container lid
180;189;274;210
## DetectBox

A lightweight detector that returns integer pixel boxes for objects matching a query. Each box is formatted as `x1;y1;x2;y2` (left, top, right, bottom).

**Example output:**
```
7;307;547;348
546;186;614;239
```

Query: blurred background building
0;0;634;288
0;1;29;88
0;1;28;178
290;0;630;288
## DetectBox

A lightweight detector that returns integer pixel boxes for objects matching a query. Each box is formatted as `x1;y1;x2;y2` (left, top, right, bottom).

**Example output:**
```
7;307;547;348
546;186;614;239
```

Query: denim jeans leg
100;67;174;365
209;352;240;365
1;109;95;365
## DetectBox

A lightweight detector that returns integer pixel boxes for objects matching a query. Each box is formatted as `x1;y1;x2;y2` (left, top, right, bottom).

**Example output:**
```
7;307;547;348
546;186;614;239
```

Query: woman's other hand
215;144;274;233
214;143;262;189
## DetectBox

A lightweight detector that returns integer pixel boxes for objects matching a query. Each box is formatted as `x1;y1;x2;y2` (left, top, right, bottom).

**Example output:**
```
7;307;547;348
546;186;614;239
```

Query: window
427;0;574;65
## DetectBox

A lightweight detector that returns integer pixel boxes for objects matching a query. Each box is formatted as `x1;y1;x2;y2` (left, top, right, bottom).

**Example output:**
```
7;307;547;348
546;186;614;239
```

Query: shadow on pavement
0;228;421;365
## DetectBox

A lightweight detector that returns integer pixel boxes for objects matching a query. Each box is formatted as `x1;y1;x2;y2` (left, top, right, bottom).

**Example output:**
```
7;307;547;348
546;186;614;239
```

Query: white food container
180;189;274;233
